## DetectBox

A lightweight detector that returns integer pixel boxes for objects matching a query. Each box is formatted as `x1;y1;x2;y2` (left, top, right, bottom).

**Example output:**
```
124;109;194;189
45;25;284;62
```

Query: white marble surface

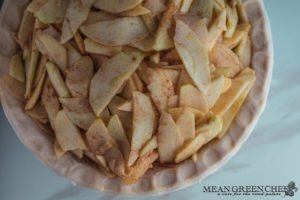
1;0;300;199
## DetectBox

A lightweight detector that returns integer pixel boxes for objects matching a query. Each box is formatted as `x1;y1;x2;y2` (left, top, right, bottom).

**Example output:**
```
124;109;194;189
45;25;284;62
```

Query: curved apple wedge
175;114;223;163
174;20;210;94
54;110;87;152
80;17;149;46
89;52;144;116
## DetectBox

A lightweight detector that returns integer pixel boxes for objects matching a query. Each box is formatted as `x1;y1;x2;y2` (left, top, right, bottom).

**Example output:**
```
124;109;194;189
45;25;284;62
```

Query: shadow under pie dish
0;0;273;196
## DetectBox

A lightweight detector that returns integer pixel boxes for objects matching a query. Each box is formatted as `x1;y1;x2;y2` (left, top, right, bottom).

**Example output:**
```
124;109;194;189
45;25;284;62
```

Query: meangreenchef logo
203;181;298;197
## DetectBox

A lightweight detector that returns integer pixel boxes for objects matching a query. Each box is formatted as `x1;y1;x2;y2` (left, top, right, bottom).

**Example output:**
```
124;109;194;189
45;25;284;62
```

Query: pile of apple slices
5;0;255;183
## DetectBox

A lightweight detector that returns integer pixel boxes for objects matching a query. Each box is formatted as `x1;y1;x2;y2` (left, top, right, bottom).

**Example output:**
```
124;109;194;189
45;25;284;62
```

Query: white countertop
1;0;300;199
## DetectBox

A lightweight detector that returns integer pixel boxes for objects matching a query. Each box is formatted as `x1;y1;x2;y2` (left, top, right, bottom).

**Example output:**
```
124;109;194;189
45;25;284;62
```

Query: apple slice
84;11;116;25
175;114;223;163
61;0;94;43
90;52;144;116
147;68;175;112
174;14;208;44
176;109;195;141
118;101;132;112
65;56;94;98
224;4;238;38
168;107;204;122
218;69;256;138
86;118;117;154
128;92;156;166
189;0;214;23
131;72;144;92
142;14;158;35
235;35;252;68
129;36;155;52
214;0;226;12
17;10;35;48
73;32;85;54
86;118;126;177
25;68;47;110
222;78;232;93
176;69;194;93
34;0;68;24
107;96;133;135
143;0;166;16
84;38;122;57
93;0;143;13
158;113;184;163
161;69;180;87
174;20;210;94
149;53;160;64
223;23;251;49
136;62;150;84
25;50;40;98
41;25;60;40
108;115;131;163
27;0;48;13
120;78;138;100
38;33;67;70
211;43;242;78
65;43;82;67
179;84;208;113
208;9;227;50
206;76;225;108
46;62;71;98
103;147;126;177
84;152;115;178
168;95;179;108
33;55;48;87
120;5;150;17
95;155;113;176
123;151;158;184
140;135;158;156
55;110;87;151
180;0;193;13
153;0;182;51
236;0;248;23
41;79;61;129
212;66;233;78
212;68;254;116
99;107;111;125
80;17;149;46
59;97;96;130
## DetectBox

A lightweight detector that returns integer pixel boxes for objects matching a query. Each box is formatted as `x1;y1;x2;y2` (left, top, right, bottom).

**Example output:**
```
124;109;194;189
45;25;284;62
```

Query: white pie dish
0;0;273;196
